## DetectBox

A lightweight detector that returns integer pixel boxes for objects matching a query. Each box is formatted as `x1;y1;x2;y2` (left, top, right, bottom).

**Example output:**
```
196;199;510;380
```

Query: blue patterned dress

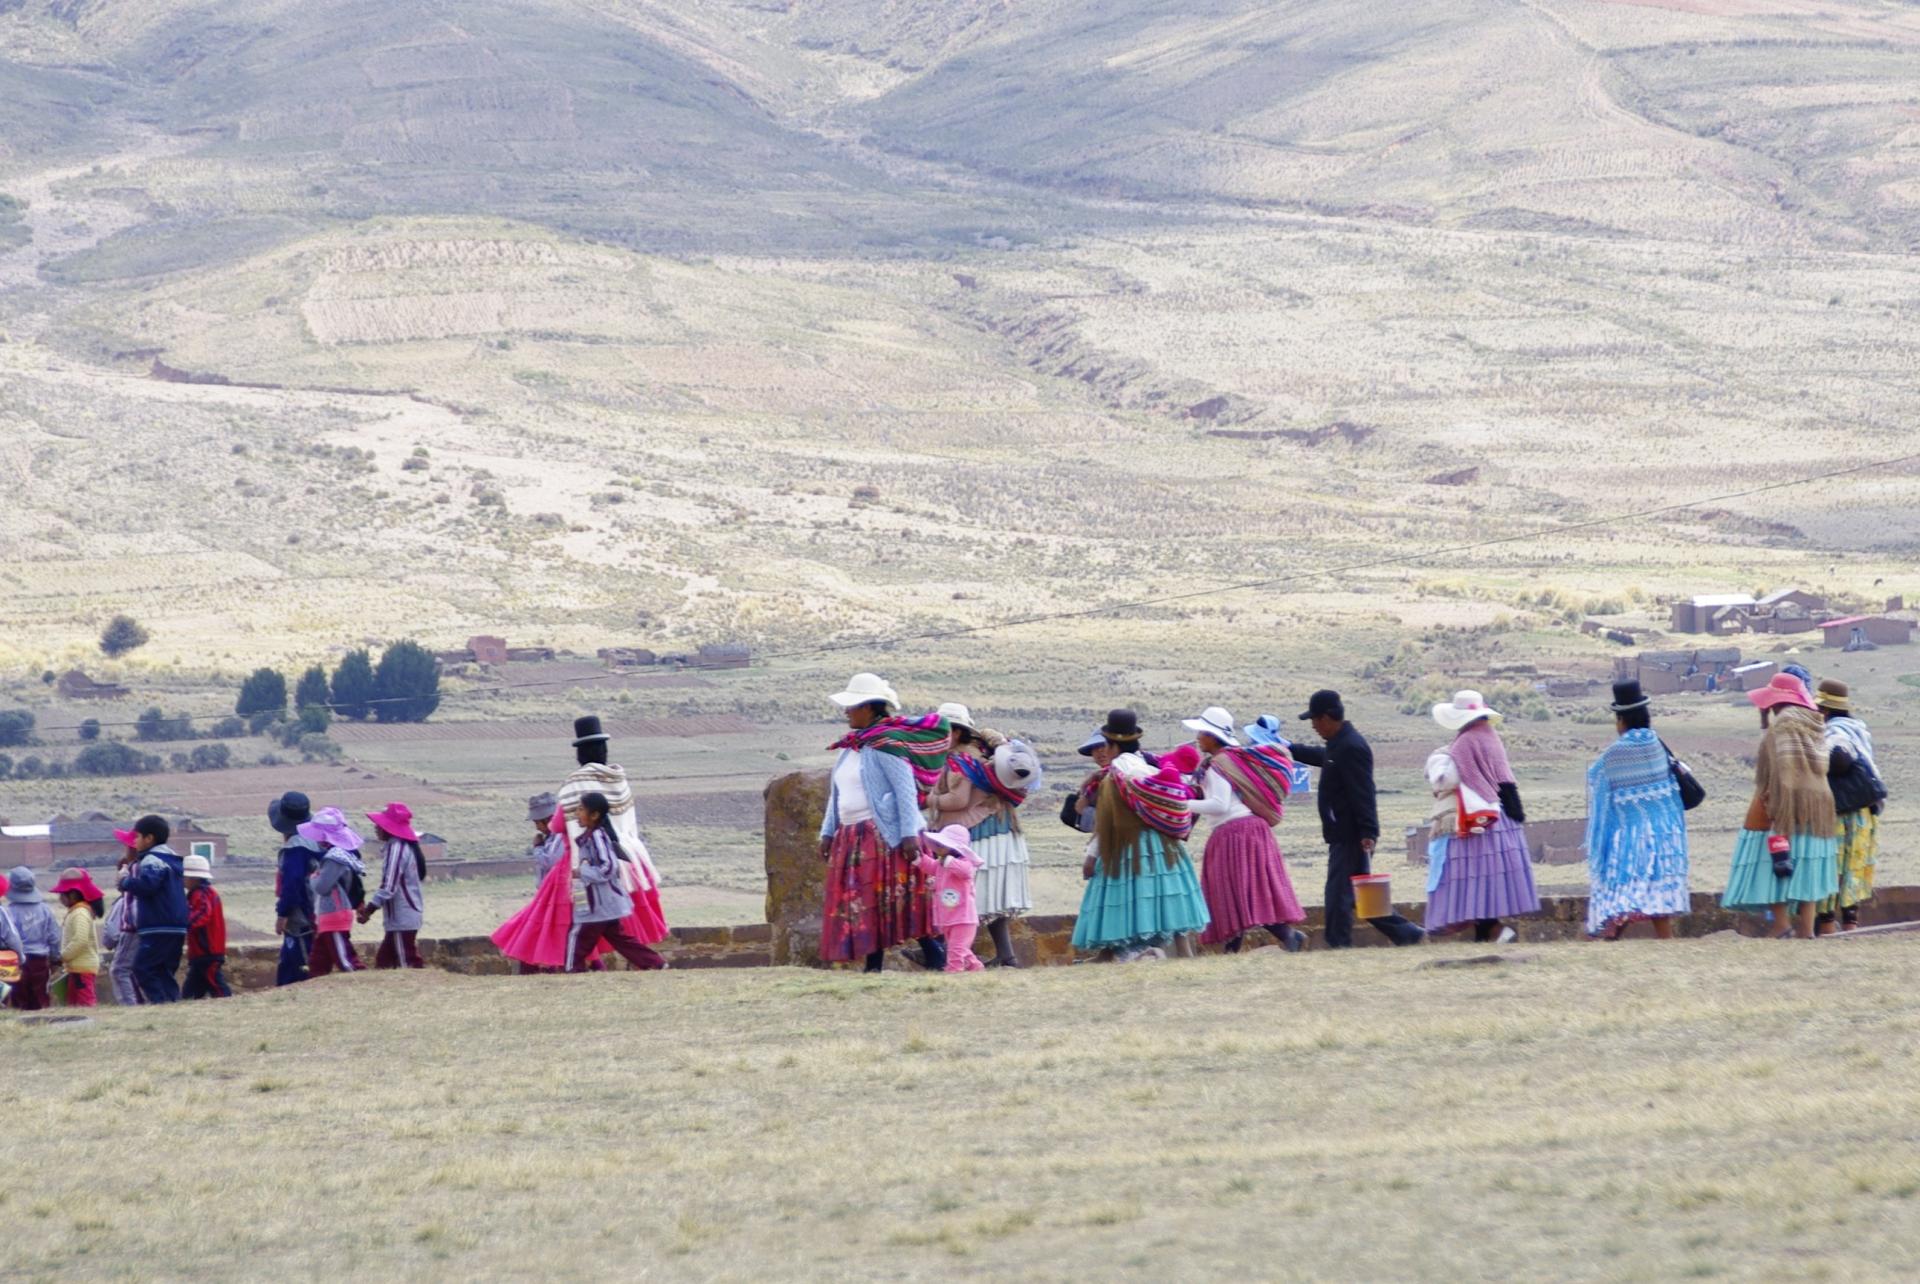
1584;728;1692;936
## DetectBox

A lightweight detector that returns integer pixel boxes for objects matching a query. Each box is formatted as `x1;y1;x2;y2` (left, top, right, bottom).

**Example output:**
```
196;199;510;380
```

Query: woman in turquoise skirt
1721;673;1838;939
1073;750;1210;961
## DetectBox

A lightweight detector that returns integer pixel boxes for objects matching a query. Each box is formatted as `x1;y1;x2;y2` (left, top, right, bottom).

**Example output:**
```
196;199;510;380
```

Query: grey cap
527;792;559;822
8;864;43;904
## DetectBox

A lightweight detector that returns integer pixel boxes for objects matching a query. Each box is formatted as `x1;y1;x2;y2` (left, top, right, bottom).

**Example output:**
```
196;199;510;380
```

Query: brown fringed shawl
1751;706;1835;836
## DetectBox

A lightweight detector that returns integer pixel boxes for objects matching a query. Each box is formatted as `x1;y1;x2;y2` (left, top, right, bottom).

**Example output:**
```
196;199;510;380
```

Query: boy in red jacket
181;853;231;999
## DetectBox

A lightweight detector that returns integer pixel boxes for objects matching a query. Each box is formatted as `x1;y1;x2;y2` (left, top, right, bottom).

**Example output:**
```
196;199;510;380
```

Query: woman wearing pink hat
359;803;427;968
1721;673;1839;938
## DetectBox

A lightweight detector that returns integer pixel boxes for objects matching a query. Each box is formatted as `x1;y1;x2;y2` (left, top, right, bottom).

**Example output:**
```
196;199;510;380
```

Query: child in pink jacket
915;825;985;973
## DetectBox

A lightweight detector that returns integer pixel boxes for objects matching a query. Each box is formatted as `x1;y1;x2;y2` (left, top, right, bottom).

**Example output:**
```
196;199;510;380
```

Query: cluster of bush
237;640;440;728
0;742;232;781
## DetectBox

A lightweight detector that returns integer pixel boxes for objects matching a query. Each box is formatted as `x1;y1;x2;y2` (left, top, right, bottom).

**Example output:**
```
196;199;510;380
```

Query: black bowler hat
268;790;312;837
571;715;611;747
1299;689;1344;721
1609;680;1650;713
1099;709;1143;743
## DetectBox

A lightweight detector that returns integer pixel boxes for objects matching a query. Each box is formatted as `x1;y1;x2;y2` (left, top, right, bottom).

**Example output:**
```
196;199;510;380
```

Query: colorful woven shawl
1209;744;1295;827
955;752;1028;807
1112;771;1196;841
829;712;954;802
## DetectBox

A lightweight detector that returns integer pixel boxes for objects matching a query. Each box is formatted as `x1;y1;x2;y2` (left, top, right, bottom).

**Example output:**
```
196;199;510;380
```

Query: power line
20;447;1919;739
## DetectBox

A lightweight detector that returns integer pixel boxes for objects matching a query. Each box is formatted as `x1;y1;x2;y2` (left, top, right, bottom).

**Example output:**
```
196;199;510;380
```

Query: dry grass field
6;937;1920;1281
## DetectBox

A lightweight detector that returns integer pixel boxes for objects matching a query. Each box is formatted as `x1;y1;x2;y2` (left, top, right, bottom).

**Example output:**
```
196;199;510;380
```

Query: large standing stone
765;770;829;965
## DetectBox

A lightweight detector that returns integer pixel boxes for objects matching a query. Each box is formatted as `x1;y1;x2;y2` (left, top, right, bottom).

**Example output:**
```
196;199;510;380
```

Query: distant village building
598;647;659;668
697;642;751;670
1668;588;1829;636
0;815;226;869
467;635;509;666
1822;616;1915;649
1617;648;1774;696
55;669;130;700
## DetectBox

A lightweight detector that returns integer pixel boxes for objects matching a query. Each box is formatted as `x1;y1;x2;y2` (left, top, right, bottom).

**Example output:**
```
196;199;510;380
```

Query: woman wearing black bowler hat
1584;680;1691;940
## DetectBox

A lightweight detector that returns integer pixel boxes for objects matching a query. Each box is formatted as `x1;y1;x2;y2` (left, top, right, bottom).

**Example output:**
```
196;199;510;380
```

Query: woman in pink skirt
1183;707;1307;954
1422;691;1541;942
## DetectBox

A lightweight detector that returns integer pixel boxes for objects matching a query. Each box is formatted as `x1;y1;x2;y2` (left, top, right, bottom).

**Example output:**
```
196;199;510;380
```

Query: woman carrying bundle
1182;707;1306;954
1815;679;1883;934
1072;745;1211;963
1422;691;1540;943
1722;674;1839;939
819;673;954;973
928;703;1042;968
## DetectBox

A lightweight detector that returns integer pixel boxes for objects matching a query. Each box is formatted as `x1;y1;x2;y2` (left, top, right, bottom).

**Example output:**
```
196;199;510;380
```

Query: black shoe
1282;927;1307;953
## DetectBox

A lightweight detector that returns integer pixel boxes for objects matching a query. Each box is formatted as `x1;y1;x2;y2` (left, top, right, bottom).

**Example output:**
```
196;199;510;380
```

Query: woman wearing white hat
1422;691;1540;942
1183;707;1306;954
927;702;1039;967
819;674;953;972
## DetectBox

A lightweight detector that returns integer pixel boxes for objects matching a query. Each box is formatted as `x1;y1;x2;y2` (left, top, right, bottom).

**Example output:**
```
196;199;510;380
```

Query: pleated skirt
971;812;1032;922
820;821;932;962
1721;829;1839;912
1422;815;1541;933
1072;831;1211;951
1198;815;1305;945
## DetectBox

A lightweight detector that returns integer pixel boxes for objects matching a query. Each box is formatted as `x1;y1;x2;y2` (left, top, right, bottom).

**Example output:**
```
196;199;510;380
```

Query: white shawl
557;762;661;894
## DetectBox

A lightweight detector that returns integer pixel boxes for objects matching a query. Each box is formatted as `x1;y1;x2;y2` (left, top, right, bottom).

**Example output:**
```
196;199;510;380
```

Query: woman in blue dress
1585;680;1691;939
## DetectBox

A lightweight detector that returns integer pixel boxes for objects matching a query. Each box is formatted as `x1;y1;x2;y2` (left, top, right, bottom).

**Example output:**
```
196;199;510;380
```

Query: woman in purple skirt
1422;691;1540;943
1184;707;1307;954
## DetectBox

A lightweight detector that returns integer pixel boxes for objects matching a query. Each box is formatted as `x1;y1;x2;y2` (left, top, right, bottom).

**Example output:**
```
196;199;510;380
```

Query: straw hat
182;853;214;881
831;672;899;711
1181;706;1239;745
1433;690;1503;731
1749;672;1815;713
1814;679;1851;713
935;702;976;735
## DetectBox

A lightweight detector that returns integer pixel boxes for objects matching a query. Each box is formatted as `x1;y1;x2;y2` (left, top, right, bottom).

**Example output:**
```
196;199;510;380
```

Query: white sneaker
1495;926;1517;945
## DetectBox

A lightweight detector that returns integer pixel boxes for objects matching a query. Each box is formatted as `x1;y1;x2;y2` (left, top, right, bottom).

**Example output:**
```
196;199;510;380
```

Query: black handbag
1831;758;1888;816
1661;740;1706;811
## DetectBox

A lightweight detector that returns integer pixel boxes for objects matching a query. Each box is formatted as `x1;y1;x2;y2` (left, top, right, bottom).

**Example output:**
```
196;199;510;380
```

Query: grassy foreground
7;939;1920;1281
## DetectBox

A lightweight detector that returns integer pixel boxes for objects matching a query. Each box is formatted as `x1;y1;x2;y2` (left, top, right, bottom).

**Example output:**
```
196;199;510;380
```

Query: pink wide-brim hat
1749;673;1816;712
113;827;139;848
51;867;103;900
366;802;420;843
297;807;363;852
924;824;976;859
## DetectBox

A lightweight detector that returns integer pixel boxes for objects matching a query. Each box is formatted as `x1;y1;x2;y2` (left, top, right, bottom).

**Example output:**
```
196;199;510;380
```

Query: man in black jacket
1291;690;1425;948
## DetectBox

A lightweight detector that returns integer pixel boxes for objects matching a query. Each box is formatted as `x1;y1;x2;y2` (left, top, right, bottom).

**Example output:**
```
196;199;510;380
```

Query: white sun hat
935;702;976;734
1433;690;1504;731
1180;706;1239;745
831;672;900;711
182;853;214;881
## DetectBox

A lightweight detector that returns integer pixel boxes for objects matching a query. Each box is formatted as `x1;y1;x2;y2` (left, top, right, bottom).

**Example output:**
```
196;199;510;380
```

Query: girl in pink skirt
1182;708;1307;954
1422;691;1541;942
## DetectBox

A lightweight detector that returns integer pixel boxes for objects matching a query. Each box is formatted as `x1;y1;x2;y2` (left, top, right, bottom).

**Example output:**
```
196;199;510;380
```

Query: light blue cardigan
821;748;926;850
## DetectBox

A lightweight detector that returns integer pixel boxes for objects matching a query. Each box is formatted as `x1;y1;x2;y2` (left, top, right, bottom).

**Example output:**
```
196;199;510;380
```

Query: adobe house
1669;594;1755;634
1629;646;1745;695
0;816;226;869
467;635;509;666
55;669;130;700
697;642;750;670
1822;616;1916;649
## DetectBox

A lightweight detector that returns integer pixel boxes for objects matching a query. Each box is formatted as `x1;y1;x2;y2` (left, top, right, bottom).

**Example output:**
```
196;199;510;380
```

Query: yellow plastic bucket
1351;873;1393;920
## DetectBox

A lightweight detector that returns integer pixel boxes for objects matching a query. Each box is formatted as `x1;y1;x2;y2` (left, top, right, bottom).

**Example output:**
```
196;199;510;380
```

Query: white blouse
1188;766;1252;824
832;750;873;826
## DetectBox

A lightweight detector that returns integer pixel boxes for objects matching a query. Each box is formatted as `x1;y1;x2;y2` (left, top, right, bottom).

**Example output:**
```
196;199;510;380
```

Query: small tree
373;640;440;723
78;718;102;742
190;743;231;771
211;716;246;738
136;707;193;742
295;664;331;712
99;614;151;658
330;649;376;721
236;668;288;719
0;709;34;748
297;704;331;735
